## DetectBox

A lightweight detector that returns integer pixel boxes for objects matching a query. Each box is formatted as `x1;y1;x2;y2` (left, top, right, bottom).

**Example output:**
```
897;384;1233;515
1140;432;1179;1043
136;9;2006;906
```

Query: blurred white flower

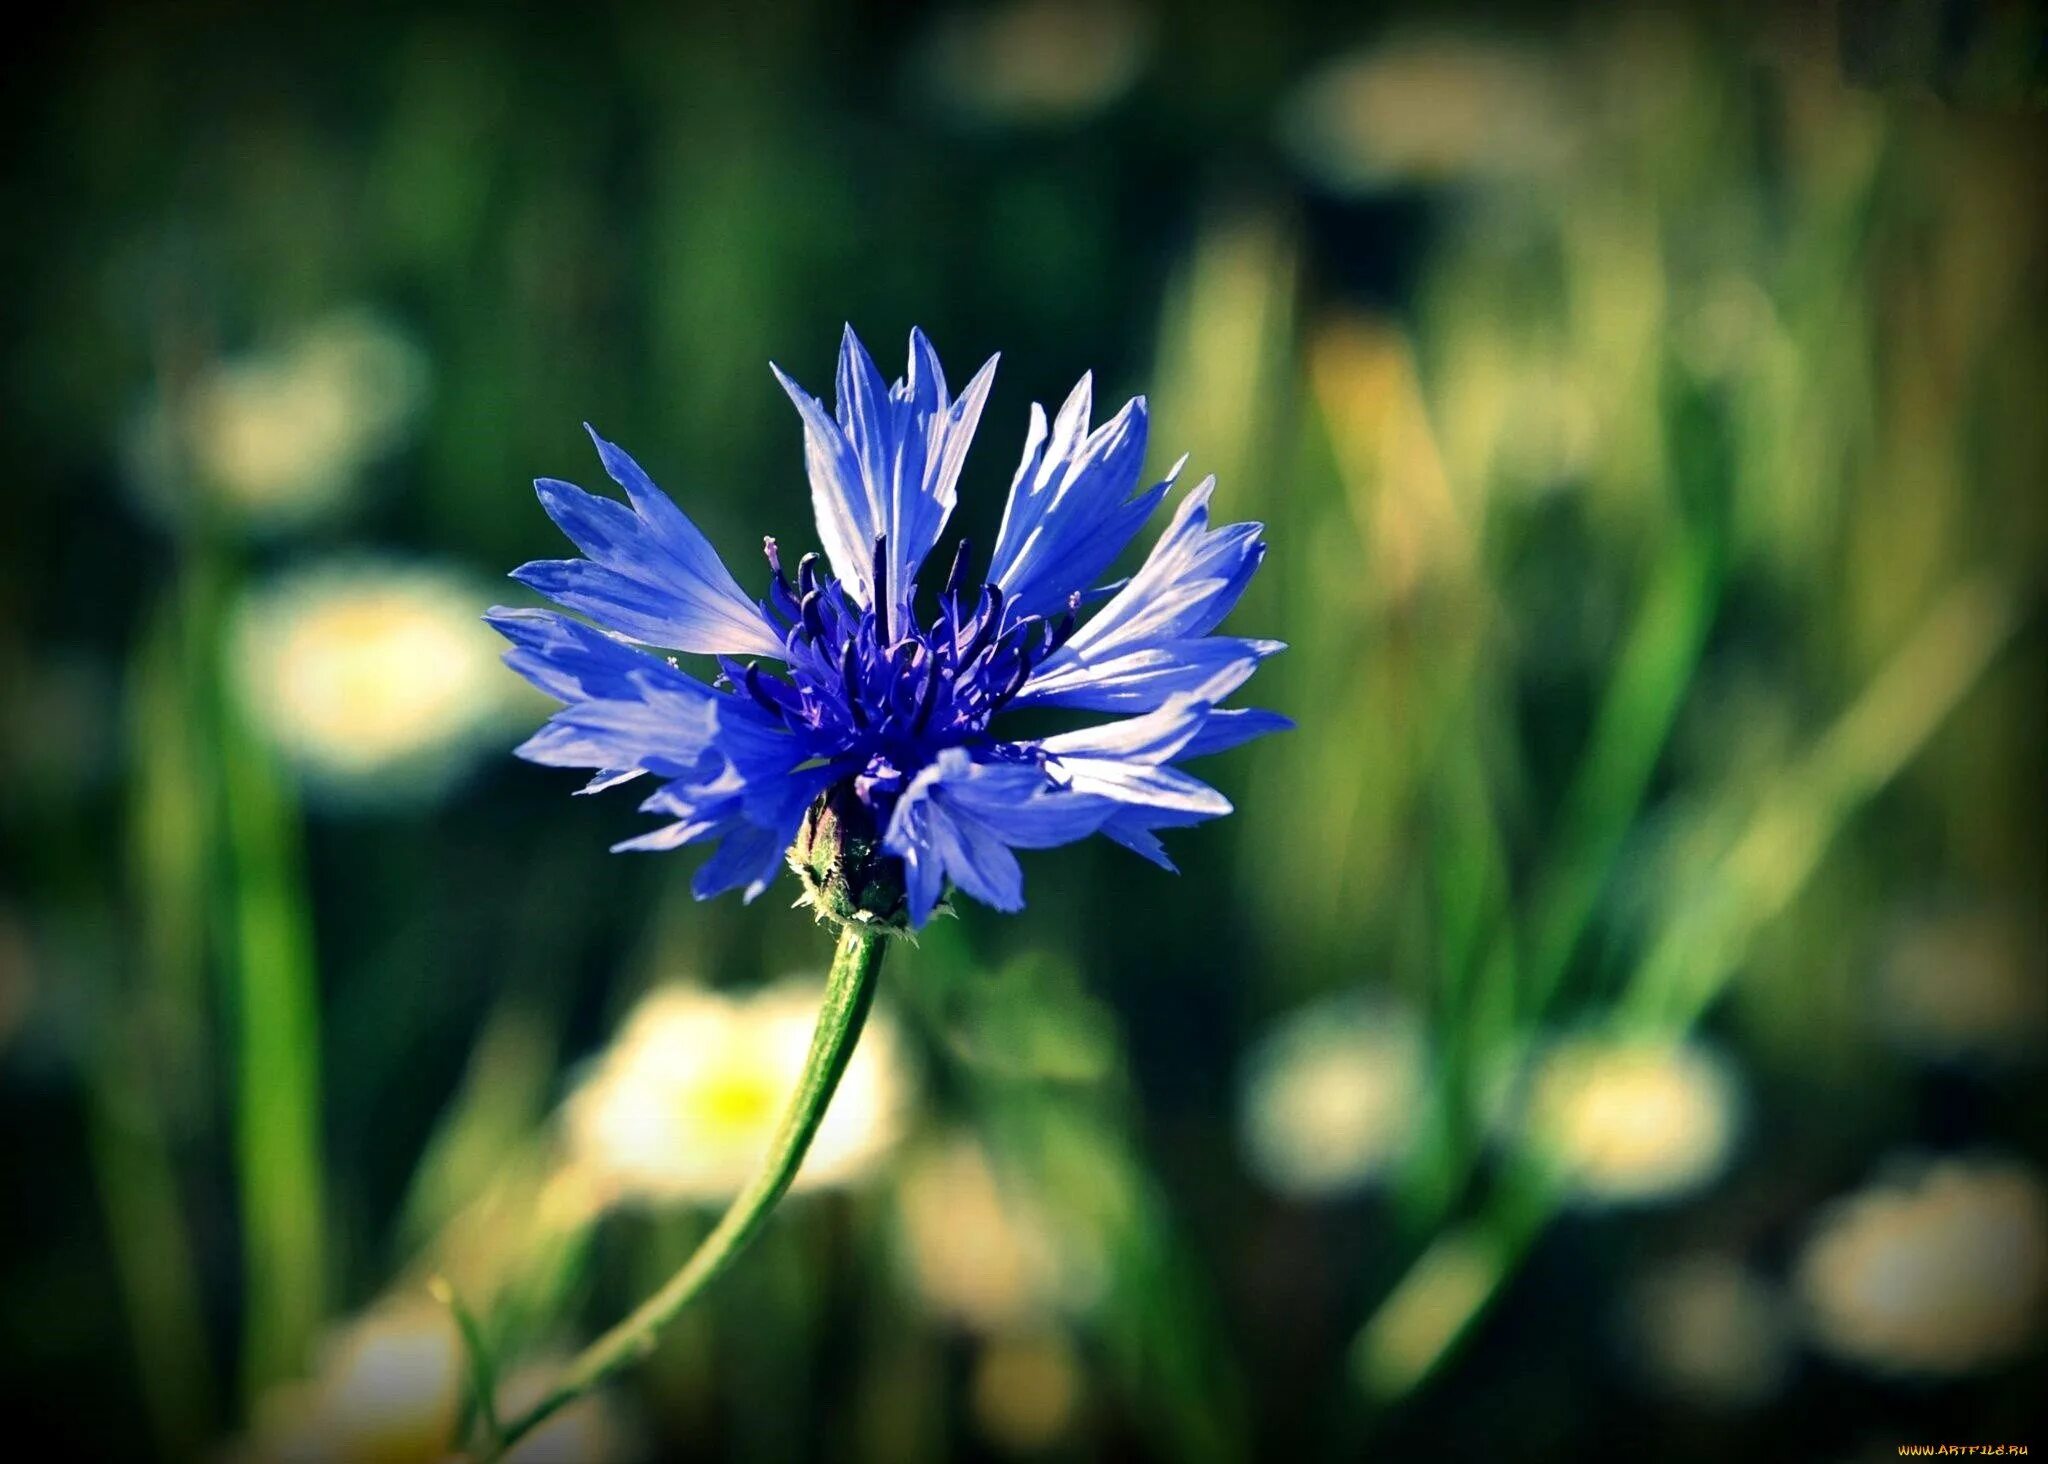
231;558;521;798
1515;1034;1741;1205
232;1298;632;1463
1793;1156;2048;1376
914;0;1152;129
1877;910;2045;1064
1278;34;1576;195
563;978;913;1208
970;1331;1083;1453
128;310;429;532
495;1360;639;1464
1623;1255;1793;1408
894;1132;1100;1332
1237;996;1426;1198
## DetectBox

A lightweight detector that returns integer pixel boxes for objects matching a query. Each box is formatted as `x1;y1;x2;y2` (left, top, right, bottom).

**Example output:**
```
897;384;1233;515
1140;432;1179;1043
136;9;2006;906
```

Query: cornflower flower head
491;326;1286;928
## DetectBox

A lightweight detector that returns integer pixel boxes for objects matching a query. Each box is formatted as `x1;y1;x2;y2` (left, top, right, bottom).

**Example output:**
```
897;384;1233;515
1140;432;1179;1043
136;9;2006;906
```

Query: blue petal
924;805;1026;914
882;748;1113;925
1101;822;1178;871
773;360;876;596
690;818;791;901
715;762;842;902
1057;760;1230;819
1035;684;1242;869
988;378;1169;620
1061;478;1267;656
487;606;704;703
611;815;726;853
774;327;997;611
901;335;998;612
1013;637;1284;713
1179;707;1294;759
512;672;723;778
1035;678;1233;763
613;742;827;906
1038;672;1291;766
514;430;784;657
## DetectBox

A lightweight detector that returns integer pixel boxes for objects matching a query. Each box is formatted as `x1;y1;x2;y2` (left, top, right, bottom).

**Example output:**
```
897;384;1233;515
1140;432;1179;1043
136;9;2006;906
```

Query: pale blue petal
487;606;705;704
775;327;998;610
1178;707;1294;759
514;431;783;657
1062;477;1267;657
514;673;723;778
1101;821;1177;871
988;379;1169;620
882;749;1113;925
772;361;876;594
1015;637;1284;713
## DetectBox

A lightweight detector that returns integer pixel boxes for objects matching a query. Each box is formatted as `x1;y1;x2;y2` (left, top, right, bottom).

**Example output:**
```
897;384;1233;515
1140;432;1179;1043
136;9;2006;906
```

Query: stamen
1049;591;1082;650
888;642;922;718
796;552;821;598
961;584;1006;663
938;590;963;665
799;589;827;644
763;538;800;623
1008;614;1045;650
870;533;891;641
999;652;1034;702
839;643;868;729
743;664;784;717
943;538;973;601
910;659;945;735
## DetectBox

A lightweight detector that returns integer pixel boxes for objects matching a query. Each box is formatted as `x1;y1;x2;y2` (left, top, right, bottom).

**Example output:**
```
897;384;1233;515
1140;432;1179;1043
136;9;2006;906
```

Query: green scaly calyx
788;785;919;933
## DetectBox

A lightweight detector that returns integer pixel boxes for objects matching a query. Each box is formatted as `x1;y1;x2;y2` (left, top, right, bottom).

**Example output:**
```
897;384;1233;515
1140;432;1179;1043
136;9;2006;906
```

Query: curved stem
476;921;889;1459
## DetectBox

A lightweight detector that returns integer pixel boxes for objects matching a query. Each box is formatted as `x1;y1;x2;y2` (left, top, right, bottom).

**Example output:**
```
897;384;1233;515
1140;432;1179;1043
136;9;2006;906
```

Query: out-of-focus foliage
1;4;2041;1461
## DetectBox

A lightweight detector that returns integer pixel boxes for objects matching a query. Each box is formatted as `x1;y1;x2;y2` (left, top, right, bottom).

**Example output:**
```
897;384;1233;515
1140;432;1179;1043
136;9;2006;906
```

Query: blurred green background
3;3;2044;1460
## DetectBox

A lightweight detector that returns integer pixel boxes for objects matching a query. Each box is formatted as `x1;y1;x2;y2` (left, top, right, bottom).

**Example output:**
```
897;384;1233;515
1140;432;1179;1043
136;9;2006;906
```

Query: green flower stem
476;920;889;1460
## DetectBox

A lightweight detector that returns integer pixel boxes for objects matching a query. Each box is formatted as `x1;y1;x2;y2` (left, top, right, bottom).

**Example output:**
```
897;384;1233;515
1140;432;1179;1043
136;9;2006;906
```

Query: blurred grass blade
1353;1233;1504;1404
431;1276;503;1451
80;587;227;1454
84;1031;216;1456
1627;573;2020;1029
1521;530;1721;1016
1354;1156;1557;1403
218;630;329;1396
1397;716;1516;1229
1354;572;2020;1410
397;1005;558;1253
989;1097;1250;1464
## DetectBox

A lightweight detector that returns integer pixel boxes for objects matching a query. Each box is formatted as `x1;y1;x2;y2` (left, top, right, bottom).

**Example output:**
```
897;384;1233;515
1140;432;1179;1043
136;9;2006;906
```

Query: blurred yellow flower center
690;1061;783;1137
281;601;481;757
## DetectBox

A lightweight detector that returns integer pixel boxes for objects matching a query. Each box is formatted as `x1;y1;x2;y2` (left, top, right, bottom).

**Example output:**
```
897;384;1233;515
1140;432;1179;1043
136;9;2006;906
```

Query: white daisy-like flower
913;0;1152;130
230;1298;632;1463
1237;996;1427;1198
563;978;913;1208
1277;33;1576;195
893;1132;1101;1332
1877;910;2045;1063
128;309;428;532
1514;1034;1741;1206
969;1331;1084;1452
232;558;524;798
1623;1254;1793;1407
1793;1156;2048;1376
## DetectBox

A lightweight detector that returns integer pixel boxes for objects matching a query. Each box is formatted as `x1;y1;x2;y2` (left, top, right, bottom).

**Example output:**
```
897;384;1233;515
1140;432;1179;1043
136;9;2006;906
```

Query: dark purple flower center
719;535;1077;806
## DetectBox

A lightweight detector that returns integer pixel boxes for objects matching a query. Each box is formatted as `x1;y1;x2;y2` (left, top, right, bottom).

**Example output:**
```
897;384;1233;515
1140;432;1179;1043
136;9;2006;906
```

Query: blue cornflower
490;327;1287;927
